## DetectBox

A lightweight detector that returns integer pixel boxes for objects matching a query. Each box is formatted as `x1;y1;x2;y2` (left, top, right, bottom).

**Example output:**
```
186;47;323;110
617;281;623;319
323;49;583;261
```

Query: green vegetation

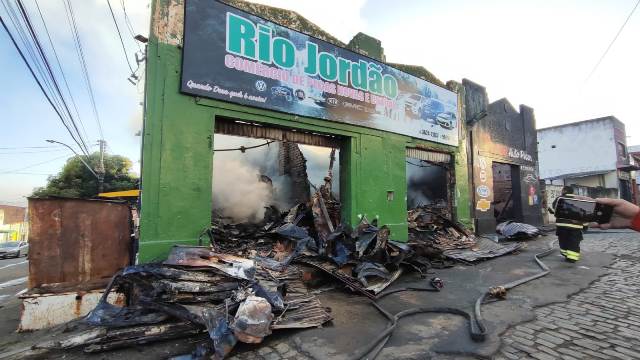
32;153;138;198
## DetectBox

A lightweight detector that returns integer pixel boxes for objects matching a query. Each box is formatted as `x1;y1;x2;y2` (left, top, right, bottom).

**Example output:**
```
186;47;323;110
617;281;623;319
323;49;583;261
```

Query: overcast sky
1;0;638;206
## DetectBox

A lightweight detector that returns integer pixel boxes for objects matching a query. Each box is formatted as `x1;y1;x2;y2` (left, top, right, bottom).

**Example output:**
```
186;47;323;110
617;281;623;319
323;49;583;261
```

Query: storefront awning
98;190;140;198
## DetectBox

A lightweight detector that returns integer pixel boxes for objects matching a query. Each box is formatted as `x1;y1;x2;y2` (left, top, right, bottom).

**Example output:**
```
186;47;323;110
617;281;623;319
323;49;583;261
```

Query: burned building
277;141;311;205
139;0;472;261
463;80;543;234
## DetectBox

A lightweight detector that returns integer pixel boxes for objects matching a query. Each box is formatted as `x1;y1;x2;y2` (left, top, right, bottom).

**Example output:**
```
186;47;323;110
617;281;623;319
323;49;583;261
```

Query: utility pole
97;140;106;193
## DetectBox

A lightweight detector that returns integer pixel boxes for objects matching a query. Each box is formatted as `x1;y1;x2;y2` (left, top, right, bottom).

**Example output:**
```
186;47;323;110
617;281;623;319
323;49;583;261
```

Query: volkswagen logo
255;80;267;92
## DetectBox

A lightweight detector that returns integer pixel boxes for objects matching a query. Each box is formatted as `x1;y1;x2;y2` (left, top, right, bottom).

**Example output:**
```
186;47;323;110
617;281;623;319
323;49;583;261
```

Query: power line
0;146;62;149
0;172;52;176
0;11;89;157
64;0;105;141
585;0;640;83
120;0;141;51
33;0;89;146
1;0;90;157
0;148;68;155
15;0;91;156
1;0;62;119
106;0;134;73
1;153;72;174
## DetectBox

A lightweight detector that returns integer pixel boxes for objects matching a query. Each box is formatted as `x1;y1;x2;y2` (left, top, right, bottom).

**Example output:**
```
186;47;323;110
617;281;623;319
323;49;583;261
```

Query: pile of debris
496;221;543;240
74;246;332;359
408;205;477;255
51;152;516;359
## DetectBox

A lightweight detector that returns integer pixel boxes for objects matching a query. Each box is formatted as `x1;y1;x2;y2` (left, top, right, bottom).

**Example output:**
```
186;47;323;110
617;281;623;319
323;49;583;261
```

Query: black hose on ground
474;241;555;330
350;241;557;360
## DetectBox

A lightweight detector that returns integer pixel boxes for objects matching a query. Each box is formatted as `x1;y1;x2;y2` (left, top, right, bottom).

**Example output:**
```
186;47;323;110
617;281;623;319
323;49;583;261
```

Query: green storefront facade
139;0;472;262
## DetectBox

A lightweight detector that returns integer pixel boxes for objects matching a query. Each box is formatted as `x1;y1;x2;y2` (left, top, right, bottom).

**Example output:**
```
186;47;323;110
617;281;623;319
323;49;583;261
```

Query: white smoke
213;157;272;222
212;134;339;223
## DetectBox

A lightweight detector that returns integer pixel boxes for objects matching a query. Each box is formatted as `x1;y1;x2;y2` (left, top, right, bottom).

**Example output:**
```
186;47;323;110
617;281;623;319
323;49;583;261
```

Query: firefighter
550;186;583;263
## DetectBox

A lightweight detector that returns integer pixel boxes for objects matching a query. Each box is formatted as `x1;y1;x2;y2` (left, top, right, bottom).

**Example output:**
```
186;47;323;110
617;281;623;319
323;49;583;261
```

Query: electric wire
585;0;640;83
1;152;73;174
106;0;135;73
15;0;90;156
1;0;62;121
120;0;141;51
2;0;90;157
0;148;68;155
0;172;53;176
33;0;89;146
213;140;275;152
64;0;105;142
0;146;63;149
0;12;88;158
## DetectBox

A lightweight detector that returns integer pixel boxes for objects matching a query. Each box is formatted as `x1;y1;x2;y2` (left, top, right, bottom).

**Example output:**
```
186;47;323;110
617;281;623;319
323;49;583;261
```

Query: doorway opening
211;119;342;250
406;149;452;217
491;162;522;222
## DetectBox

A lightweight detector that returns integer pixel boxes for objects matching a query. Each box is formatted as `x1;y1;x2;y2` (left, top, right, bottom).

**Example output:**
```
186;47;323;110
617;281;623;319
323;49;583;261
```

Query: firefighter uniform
552;194;583;262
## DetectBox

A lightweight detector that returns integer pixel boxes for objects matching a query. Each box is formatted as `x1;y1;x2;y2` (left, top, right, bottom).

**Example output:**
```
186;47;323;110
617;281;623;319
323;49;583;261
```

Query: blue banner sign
181;0;459;146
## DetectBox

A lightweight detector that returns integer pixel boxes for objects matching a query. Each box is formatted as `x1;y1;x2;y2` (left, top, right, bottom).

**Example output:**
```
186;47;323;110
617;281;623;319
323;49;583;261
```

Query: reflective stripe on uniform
565;250;580;260
556;223;584;229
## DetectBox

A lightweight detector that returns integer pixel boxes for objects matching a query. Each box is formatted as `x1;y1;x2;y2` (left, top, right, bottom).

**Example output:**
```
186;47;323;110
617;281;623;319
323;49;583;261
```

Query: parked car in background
0;241;29;258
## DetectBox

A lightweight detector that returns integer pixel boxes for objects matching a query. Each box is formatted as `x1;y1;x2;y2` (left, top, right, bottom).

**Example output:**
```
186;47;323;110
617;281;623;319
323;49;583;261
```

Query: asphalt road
0;256;29;306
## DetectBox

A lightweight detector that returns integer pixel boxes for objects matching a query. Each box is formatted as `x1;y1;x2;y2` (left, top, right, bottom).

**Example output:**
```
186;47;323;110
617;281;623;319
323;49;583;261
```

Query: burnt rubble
26;196;525;359
28;151;531;359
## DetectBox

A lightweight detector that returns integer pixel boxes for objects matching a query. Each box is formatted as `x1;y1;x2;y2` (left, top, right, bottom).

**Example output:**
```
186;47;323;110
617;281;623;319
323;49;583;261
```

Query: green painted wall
139;0;472;262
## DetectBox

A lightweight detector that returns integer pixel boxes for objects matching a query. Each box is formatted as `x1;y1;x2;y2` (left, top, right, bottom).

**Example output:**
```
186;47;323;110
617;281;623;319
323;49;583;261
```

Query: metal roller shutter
215;118;341;148
406;148;452;163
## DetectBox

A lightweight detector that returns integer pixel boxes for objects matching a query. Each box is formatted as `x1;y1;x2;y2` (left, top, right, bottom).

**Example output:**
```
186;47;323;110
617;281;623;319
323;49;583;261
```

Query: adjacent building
463;80;543;234
0;204;28;243
629;145;640;204
537;117;637;209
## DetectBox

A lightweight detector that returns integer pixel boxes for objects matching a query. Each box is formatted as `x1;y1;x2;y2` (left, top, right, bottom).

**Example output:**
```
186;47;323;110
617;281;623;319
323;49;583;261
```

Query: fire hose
350;241;557;360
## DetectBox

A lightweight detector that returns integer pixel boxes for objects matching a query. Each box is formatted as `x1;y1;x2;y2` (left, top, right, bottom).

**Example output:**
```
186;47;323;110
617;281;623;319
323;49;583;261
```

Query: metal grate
215;118;341;148
406;148;451;163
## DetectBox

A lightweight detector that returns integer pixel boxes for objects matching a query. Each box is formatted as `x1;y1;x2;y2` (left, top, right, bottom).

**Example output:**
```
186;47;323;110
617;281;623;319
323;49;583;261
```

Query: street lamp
45;140;102;191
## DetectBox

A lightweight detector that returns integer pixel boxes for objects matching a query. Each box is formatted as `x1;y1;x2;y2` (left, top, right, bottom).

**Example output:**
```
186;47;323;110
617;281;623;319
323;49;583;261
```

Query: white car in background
0;241;29;258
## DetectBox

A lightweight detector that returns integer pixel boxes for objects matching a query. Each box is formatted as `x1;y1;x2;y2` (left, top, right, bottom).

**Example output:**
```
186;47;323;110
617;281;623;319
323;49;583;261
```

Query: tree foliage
32;152;139;198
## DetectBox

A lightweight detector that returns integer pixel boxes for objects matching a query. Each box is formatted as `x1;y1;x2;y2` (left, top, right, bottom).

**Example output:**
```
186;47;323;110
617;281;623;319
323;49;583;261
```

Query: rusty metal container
27;198;133;289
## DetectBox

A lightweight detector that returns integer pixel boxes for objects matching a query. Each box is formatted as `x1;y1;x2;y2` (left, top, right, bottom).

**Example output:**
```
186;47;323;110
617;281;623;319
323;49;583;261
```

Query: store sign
181;0;459;146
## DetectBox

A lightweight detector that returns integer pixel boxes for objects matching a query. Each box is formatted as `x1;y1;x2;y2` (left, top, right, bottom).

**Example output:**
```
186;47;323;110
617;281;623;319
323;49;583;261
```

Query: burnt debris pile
66;190;483;358
37;151;494;359
79;247;332;359
408;205;477;255
496;221;543;240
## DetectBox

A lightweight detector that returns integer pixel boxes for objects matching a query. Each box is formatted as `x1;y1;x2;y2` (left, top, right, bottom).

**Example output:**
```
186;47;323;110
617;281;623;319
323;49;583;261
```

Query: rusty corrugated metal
28;198;132;290
406;148;451;163
215;119;341;148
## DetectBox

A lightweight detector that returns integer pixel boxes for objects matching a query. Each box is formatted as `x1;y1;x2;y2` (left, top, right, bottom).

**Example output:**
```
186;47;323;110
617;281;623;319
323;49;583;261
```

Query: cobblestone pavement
498;230;640;360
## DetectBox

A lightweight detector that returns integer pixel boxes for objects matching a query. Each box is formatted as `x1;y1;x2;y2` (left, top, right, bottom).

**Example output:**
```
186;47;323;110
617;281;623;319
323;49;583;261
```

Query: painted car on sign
271;86;294;102
436;111;457;129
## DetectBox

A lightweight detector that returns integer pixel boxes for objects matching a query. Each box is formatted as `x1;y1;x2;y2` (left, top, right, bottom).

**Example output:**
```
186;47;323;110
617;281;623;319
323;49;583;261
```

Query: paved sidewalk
498;230;640;360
